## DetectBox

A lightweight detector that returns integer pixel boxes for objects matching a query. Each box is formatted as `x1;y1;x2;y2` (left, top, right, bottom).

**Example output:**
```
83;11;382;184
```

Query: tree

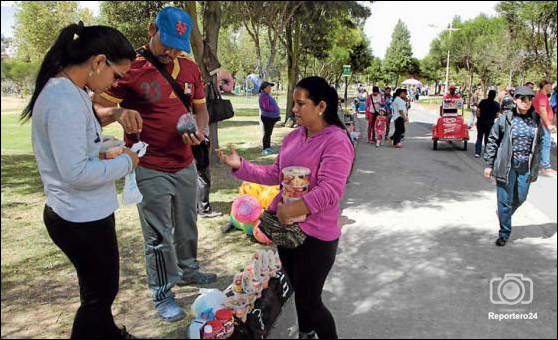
384;20;414;87
100;2;167;49
223;1;302;80
14;2;93;62
283;2;371;120
497;1;557;79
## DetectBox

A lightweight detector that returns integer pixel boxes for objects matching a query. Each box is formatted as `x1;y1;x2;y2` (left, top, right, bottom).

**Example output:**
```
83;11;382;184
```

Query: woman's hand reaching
216;145;242;170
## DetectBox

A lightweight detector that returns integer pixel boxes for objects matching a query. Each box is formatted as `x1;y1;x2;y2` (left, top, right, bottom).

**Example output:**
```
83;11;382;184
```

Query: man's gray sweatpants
135;164;199;302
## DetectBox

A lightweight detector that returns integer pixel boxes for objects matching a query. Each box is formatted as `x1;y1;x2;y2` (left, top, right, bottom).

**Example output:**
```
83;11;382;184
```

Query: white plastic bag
191;288;226;320
123;170;143;205
122;141;148;205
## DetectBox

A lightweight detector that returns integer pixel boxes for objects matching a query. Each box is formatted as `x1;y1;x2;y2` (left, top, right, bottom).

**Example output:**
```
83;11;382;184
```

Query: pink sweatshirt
233;125;355;241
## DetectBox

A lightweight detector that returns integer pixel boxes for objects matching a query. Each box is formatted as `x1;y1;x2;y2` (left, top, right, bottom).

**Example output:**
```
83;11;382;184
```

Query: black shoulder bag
206;78;235;124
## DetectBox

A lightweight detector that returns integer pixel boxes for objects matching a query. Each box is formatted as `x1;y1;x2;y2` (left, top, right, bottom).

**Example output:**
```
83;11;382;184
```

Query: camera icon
490;273;533;305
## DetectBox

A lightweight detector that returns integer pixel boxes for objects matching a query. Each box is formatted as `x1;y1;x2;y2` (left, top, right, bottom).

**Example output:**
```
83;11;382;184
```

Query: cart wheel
433;139;438;150
463;140;468;151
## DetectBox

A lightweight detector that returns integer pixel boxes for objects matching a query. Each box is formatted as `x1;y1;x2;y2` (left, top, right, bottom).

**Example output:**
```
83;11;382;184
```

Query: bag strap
137;47;192;113
207;77;222;100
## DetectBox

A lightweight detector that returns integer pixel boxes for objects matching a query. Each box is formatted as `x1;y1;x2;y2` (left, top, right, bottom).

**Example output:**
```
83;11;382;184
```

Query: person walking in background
484;86;543;247
390;88;408;148
468;87;481;129
217;76;354;339
381;86;393;138
22;22;140;338
94;7;216;323
533;79;557;175
365;86;383;143
475;90;500;158
259;81;281;155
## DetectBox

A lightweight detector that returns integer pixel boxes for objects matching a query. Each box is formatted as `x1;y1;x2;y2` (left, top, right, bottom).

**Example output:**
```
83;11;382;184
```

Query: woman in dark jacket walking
484;86;544;246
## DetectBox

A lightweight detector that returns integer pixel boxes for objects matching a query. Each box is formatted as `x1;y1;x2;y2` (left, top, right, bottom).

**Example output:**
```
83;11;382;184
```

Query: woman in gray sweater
21;22;139;339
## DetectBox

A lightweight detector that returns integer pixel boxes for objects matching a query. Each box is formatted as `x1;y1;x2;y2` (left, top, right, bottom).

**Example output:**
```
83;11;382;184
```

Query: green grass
1;95;291;339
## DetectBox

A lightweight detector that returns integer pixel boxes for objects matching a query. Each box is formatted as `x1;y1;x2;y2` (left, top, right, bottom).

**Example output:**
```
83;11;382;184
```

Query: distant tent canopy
245;74;262;94
401;78;422;86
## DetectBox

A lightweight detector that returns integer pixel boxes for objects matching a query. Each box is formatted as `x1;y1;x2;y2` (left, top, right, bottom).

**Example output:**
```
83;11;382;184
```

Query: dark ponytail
21;22;136;122
295;76;348;133
296;76;355;179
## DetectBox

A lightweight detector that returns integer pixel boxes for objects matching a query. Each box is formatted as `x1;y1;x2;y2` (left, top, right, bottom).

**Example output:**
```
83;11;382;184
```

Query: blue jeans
475;124;491;155
496;168;531;240
540;127;552;169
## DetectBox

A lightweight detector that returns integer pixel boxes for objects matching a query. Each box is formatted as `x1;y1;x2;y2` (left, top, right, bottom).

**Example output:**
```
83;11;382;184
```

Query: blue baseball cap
155;7;193;53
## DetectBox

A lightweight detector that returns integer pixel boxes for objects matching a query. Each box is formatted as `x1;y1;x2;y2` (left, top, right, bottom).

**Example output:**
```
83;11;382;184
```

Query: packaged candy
282;166;311;187
177;113;198;135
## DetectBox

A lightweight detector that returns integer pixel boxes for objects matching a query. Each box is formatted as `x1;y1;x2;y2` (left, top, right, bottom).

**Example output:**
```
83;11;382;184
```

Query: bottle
188;319;205;339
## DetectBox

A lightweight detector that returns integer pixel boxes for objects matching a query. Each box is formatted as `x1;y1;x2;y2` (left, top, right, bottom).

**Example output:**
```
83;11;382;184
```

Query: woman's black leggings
43;205;122;339
261;116;280;150
392;116;406;145
278;236;339;339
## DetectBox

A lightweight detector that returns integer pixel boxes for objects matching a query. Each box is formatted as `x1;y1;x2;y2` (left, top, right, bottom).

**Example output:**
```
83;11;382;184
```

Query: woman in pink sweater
217;76;354;339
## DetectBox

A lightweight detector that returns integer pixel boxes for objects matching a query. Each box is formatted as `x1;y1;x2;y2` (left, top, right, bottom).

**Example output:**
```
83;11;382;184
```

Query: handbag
258;210;307;249
206;79;234;124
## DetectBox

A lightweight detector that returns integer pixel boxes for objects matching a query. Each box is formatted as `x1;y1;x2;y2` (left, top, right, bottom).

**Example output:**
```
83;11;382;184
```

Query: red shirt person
94;6;216;323
443;84;462;99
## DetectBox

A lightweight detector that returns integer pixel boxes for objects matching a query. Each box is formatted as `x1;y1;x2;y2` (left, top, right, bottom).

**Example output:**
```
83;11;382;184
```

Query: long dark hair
295;76;347;132
393;88;407;101
21;22;136;121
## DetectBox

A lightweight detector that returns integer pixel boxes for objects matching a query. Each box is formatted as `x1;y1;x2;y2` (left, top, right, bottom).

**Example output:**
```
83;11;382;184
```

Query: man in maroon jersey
94;7;215;323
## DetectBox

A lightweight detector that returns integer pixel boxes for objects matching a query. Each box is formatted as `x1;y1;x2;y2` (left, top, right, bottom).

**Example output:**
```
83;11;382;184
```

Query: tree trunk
184;2;204;69
285;16;300;125
185;1;222;155
285;20;294;124
466;62;473;109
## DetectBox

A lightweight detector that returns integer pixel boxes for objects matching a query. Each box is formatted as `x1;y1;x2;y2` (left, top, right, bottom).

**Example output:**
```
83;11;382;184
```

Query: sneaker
474;154;481;158
198;210;223;218
120;326;137;339
541;168;557;175
495;238;507;247
376;141;380;148
393;143;403;148
155;297;185;322
176;271;217;286
262;148;276;156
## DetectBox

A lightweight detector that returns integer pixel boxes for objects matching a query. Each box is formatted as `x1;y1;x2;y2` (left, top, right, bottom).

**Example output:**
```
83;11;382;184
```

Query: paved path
269;104;557;339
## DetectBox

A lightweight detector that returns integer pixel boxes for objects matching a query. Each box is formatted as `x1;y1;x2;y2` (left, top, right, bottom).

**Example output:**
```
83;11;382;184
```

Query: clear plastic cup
100;139;124;159
282;166;311;187
225;295;248;322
